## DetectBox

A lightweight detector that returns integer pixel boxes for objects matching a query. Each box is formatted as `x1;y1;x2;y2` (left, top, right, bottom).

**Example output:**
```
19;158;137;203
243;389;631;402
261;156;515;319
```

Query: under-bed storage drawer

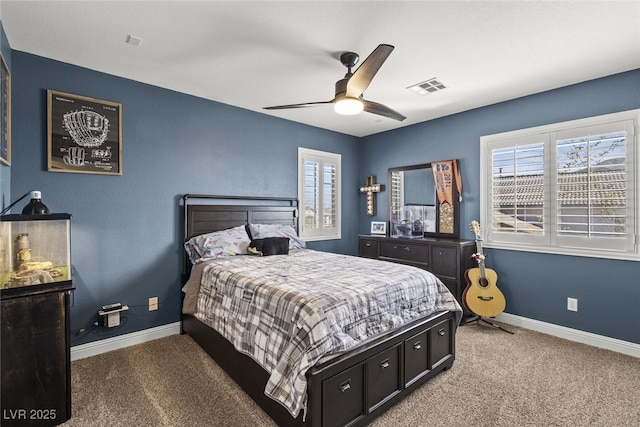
429;318;453;369
404;330;429;387
367;343;402;411
322;363;365;426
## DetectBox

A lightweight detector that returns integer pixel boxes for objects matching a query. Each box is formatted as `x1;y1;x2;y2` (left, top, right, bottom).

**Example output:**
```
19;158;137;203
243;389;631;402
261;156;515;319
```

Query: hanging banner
431;160;462;234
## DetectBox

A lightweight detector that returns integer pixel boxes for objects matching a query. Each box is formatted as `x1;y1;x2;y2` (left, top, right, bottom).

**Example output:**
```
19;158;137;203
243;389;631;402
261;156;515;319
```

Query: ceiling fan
264;44;406;121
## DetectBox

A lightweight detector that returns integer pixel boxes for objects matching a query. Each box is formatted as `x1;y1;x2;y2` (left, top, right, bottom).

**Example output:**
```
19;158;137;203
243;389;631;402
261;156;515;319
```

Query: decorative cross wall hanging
359;176;384;216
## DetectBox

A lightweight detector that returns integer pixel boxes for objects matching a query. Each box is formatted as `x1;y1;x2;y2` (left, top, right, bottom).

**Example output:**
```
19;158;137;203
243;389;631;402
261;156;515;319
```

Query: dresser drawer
430;245;458;278
367;343;402;411
404;330;429;387
429;318;453;369
379;241;429;266
359;238;379;259
322;363;365;426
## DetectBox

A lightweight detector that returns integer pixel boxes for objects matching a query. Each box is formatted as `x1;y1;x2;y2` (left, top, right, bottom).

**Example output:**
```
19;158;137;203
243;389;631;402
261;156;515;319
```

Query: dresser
359;235;476;318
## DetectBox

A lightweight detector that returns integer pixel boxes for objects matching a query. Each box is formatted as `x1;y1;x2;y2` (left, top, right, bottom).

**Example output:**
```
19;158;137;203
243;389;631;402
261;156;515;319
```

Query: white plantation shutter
298;148;341;241
485;133;549;247
491;141;545;236
304;159;321;230
554;122;632;252
481;110;639;261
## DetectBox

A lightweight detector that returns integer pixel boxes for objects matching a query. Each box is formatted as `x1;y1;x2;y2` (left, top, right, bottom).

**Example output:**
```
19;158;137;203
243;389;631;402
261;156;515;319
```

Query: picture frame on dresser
370;220;387;235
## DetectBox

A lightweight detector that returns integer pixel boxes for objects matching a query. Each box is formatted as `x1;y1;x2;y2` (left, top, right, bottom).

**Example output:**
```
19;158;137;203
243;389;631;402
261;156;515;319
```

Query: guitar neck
475;238;486;277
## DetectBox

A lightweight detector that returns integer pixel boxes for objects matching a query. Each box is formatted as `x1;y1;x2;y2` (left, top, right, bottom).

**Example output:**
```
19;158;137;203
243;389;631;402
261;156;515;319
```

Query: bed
181;194;462;427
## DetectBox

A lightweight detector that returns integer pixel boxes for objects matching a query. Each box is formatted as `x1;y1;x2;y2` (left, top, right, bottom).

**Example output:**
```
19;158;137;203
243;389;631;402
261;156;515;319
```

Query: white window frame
298;147;341;241
480;109;639;261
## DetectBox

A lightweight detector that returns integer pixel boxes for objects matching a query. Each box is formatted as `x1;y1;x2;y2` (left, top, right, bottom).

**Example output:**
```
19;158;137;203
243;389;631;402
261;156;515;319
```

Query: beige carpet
63;323;640;426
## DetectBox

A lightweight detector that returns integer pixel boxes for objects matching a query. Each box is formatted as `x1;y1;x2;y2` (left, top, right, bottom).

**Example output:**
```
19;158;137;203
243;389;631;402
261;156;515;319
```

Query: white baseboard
495;313;640;358
70;321;181;361
71;316;639;361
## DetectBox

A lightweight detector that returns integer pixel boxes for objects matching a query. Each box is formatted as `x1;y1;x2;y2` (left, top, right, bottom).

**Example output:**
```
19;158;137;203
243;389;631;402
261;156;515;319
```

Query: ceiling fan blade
345;44;394;98
362;99;406;121
264;101;332;110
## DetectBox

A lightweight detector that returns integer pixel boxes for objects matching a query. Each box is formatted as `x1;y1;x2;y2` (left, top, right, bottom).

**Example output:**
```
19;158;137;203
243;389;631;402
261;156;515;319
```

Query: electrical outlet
149;297;158;311
567;297;578;312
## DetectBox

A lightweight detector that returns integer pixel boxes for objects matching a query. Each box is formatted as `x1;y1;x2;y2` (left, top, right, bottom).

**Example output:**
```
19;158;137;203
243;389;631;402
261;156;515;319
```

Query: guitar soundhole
479;277;489;288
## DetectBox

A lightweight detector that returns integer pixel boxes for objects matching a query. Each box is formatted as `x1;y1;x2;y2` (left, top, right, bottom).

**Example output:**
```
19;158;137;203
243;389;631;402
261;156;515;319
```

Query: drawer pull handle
339;380;351;393
365;242;372;247
380;358;390;369
438;328;445;336
413;341;422;350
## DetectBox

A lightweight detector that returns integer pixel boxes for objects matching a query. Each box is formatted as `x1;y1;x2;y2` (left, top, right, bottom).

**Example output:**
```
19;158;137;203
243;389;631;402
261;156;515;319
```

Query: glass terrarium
0;214;71;290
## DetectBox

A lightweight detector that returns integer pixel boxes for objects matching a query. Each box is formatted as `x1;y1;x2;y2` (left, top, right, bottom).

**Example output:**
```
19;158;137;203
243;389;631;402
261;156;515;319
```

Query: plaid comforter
183;249;461;418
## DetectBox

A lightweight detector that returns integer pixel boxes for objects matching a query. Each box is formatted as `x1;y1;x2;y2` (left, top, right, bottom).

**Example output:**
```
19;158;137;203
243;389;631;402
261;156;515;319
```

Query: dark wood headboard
182;194;299;273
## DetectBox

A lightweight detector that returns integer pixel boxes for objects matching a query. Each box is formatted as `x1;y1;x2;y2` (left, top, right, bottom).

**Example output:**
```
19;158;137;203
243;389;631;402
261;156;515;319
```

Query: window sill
484;241;640;262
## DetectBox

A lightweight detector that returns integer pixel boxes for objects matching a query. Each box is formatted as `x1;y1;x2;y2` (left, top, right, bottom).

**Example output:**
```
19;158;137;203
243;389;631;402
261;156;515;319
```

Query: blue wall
4;22;639;346
7;51;360;345
359;69;640;344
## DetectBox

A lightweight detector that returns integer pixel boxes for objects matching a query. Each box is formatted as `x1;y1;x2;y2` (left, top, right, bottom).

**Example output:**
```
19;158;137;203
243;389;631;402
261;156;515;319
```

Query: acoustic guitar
463;221;506;318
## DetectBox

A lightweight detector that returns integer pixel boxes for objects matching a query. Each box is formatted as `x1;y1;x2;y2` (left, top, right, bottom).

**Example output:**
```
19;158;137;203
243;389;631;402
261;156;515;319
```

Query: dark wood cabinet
1;283;73;426
359;235;476;318
314;310;456;426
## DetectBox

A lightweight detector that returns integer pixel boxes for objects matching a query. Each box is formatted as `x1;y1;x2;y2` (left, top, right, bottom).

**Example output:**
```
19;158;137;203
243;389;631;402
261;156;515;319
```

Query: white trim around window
298;147;341;241
480;109;639;261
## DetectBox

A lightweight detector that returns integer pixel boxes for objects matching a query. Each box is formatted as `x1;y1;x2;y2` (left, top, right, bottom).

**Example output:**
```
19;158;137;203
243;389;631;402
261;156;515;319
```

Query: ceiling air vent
407;78;447;95
126;35;143;47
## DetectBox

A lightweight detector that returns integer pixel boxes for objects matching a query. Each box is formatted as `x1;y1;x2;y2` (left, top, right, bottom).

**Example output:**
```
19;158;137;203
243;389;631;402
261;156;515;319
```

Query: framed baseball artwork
47;90;122;175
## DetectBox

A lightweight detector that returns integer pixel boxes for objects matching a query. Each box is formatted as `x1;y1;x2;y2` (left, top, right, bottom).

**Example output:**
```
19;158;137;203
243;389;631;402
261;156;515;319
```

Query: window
480;110;639;261
298;147;341;241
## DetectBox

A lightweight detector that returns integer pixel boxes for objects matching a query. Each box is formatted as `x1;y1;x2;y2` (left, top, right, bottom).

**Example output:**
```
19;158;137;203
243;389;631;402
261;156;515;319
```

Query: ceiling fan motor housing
340;52;359;73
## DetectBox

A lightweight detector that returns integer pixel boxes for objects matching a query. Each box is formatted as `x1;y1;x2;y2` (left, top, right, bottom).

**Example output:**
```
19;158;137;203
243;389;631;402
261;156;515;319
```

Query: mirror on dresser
388;160;460;238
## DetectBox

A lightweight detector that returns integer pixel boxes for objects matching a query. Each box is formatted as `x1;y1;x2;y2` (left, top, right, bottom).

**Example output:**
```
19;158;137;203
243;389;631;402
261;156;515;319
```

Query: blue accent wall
8;51;359;345
359;69;640;344
4;19;639;346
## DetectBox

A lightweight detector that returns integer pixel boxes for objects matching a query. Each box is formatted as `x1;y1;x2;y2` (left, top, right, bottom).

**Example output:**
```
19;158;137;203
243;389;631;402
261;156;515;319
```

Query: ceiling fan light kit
265;44;406;121
334;97;364;115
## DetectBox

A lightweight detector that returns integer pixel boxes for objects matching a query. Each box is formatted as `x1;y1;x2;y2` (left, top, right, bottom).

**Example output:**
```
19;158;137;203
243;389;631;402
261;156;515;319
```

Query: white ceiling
2;1;639;137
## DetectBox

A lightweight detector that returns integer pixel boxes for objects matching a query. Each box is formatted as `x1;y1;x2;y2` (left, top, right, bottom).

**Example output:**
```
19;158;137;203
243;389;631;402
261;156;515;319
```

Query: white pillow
248;223;306;249
184;225;250;264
